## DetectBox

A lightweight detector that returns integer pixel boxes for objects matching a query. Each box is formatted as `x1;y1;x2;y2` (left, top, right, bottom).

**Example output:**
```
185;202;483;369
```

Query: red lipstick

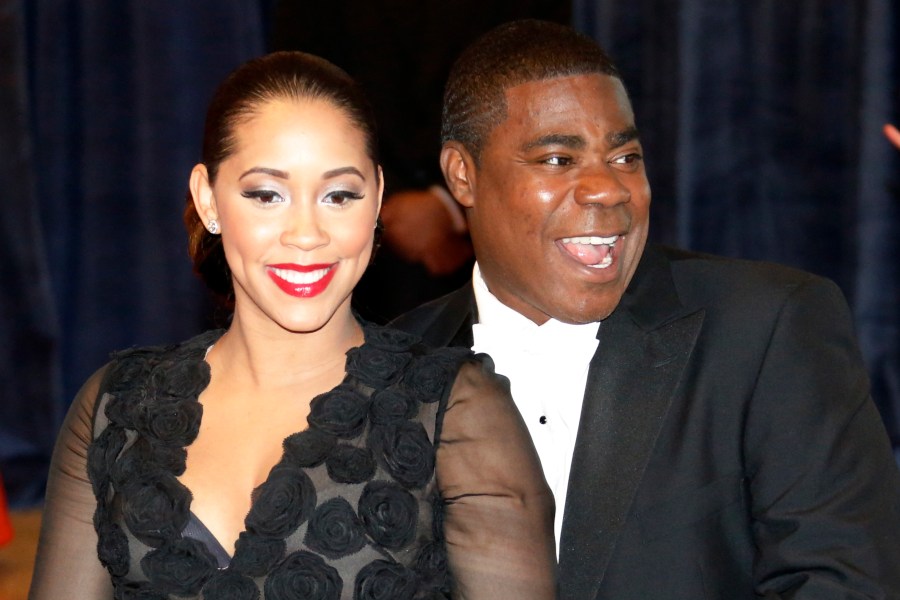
266;263;337;298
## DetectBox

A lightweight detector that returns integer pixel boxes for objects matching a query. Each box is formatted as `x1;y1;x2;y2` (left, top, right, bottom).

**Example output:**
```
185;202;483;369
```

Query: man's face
447;74;651;324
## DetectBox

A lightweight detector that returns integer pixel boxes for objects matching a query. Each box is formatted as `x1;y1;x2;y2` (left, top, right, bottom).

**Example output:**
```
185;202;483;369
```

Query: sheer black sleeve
437;354;557;600
29;367;113;600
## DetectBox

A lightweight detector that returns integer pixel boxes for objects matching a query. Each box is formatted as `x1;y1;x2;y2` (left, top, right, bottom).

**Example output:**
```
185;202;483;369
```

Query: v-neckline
184;511;232;567
178;328;366;568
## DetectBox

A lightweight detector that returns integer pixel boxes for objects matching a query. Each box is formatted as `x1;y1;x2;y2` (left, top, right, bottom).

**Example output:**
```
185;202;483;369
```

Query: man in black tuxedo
393;20;900;599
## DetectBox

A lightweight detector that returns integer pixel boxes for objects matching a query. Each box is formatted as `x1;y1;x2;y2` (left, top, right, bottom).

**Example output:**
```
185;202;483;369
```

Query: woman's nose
280;204;329;250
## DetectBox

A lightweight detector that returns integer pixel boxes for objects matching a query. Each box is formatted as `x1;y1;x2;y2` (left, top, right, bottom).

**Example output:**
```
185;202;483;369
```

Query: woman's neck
208;304;364;391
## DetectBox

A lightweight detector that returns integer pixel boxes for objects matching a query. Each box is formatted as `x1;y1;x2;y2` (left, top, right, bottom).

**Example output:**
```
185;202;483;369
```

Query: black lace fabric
29;325;556;600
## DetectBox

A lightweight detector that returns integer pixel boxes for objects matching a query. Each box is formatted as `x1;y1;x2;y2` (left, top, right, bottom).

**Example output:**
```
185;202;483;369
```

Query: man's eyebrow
521;134;586;152
239;167;289;180
607;126;640;149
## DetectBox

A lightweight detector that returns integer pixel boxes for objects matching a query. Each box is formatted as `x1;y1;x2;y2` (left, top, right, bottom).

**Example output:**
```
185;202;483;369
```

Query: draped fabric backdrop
1;0;898;506
0;0;267;505
575;0;900;451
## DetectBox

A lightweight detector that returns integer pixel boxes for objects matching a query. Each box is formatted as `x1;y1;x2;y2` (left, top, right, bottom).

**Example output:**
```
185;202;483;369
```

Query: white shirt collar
472;262;600;346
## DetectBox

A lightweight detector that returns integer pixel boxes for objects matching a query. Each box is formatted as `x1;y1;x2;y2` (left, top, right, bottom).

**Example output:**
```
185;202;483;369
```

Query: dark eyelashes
239;189;366;204
334;192;365;200
241;190;280;200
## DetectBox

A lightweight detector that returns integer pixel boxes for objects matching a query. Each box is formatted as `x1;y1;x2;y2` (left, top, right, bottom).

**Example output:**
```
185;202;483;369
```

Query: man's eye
542;156;573;167
324;191;365;206
241;190;284;204
611;153;643;169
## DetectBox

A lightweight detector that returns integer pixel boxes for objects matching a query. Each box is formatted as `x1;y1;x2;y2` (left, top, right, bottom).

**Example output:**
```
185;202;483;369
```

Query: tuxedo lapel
558;247;704;600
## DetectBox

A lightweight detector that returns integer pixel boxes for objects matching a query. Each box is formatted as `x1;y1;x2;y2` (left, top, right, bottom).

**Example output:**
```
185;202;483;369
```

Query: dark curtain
0;0;61;506
0;0;266;505
3;0;898;506
573;0;900;449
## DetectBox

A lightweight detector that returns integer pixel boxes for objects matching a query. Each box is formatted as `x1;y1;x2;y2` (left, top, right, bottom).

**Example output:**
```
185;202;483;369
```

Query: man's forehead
491;75;638;147
502;72;624;101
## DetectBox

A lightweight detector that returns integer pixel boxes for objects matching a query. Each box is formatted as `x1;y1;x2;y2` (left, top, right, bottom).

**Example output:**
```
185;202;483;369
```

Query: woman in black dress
29;51;555;600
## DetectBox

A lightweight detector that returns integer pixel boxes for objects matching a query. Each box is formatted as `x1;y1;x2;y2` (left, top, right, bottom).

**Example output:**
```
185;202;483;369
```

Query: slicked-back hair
441;19;621;161
184;51;380;304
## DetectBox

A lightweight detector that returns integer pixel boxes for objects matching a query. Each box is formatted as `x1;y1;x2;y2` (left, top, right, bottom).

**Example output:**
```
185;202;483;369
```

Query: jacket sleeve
744;276;900;598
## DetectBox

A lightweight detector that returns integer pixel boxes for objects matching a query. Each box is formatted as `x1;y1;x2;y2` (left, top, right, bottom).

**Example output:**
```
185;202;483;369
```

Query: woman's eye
324;190;365;206
241;190;285;204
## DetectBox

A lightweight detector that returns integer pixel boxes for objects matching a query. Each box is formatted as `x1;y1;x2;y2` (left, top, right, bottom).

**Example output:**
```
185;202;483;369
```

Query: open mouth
269;265;332;284
267;263;337;298
559;235;620;269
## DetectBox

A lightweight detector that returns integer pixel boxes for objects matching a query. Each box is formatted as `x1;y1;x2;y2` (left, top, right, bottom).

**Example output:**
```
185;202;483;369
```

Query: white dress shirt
470;264;600;552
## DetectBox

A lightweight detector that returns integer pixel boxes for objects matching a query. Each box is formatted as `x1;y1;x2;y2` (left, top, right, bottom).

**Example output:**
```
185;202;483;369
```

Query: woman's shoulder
349;322;473;394
99;329;223;390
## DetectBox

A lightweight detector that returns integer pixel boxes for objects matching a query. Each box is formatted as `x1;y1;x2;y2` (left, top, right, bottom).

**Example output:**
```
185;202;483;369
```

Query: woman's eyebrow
239;167;290;180
323;166;365;180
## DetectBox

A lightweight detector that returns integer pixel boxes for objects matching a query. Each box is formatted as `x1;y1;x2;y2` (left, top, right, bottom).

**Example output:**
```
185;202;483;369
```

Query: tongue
562;242;612;266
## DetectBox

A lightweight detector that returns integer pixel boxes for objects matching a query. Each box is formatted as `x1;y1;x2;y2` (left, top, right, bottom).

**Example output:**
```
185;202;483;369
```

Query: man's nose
573;165;631;207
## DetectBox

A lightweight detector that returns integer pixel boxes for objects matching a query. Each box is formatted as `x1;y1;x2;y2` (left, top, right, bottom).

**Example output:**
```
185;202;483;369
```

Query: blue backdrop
1;0;897;506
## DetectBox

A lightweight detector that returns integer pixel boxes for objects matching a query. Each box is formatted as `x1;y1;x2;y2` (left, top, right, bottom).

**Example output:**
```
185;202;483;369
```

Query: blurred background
1;0;897;522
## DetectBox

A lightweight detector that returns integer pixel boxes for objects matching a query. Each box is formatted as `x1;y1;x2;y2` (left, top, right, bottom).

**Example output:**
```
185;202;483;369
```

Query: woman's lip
266;263;338;298
268;263;334;272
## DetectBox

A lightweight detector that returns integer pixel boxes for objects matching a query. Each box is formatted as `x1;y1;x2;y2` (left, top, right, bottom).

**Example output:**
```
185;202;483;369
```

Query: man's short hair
441;19;621;160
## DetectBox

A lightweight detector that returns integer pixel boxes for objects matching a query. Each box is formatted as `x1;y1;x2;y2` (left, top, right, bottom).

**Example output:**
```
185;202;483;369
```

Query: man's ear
189;164;218;226
440;142;477;208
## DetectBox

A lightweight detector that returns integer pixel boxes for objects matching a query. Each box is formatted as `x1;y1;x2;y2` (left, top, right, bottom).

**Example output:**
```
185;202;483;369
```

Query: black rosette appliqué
370;421;435;489
102;352;155;396
131;394;202;448
112;580;168;600
326;444;376;484
96;520;131;577
283;429;337;467
363;326;419;352
119;472;191;547
354;559;419;600
308;385;370;439
245;464;316;538
357;481;418;550
402;352;465;402
345;344;412;388
140;537;217;596
369;387;417;426
304;497;367;559
202;570;261;600
414;540;450;591
111;437;187;490
231;532;287;577
87;426;126;497
104;390;143;428
264;551;343;600
148;358;210;399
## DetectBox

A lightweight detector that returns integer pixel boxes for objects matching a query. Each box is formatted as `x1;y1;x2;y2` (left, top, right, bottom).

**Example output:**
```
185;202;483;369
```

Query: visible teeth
587;254;614;269
561;235;619;245
270;266;330;284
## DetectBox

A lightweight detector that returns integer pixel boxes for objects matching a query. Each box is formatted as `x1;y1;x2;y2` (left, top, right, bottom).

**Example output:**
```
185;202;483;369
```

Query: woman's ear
189;164;218;227
376;165;385;215
439;142;477;208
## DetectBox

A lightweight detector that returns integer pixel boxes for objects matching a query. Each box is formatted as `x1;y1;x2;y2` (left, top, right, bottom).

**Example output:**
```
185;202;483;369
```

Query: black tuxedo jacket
393;245;900;599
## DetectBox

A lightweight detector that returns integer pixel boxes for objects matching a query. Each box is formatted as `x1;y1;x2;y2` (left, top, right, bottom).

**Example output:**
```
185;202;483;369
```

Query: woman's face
192;98;382;334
